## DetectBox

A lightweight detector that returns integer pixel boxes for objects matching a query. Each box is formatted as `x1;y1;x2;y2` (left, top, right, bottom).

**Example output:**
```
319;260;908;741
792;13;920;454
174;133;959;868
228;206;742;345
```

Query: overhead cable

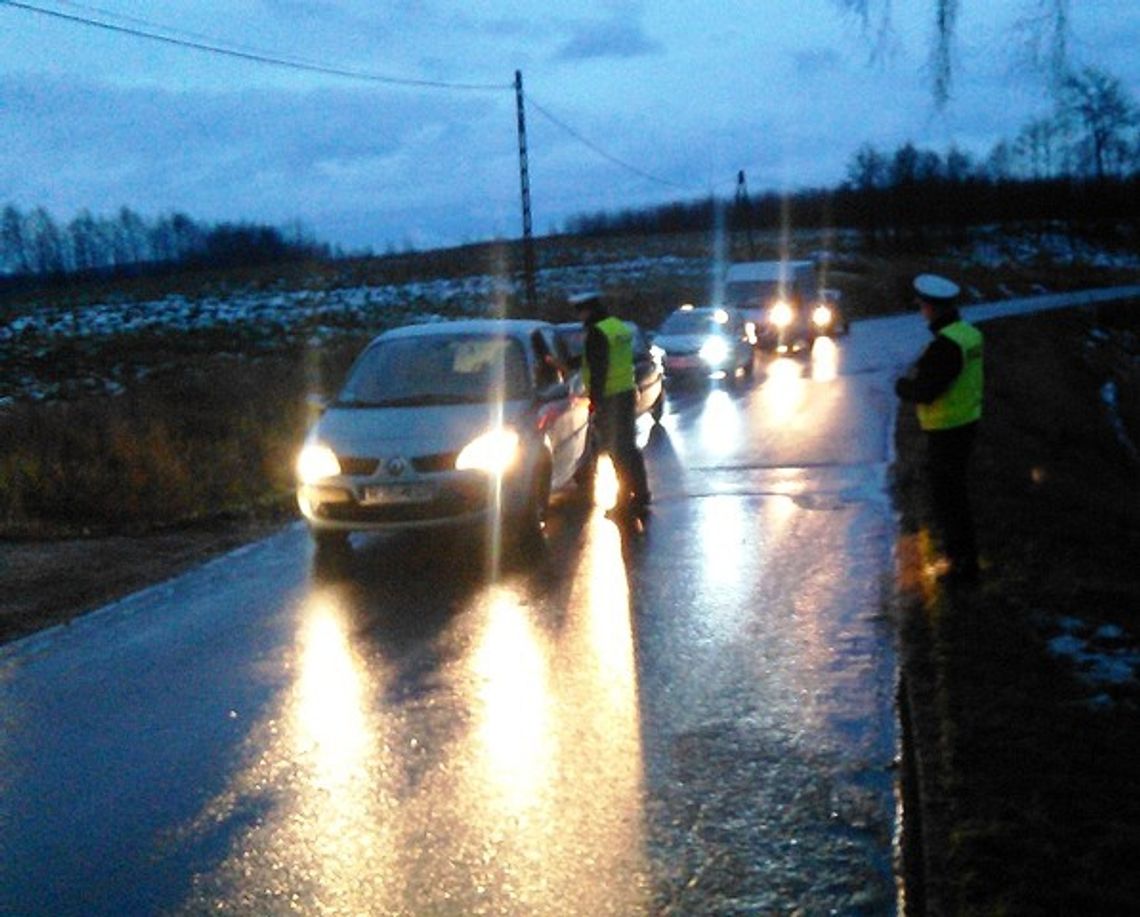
3;0;511;91
525;92;690;191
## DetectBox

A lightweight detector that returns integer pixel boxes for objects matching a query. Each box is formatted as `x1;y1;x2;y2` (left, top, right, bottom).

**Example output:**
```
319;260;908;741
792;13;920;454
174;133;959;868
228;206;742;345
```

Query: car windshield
658;312;725;335
335;333;532;407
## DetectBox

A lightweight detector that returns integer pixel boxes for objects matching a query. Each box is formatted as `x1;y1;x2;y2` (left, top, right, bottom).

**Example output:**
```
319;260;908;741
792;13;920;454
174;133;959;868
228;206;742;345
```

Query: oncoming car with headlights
652;305;754;384
807;288;849;338
296;320;592;552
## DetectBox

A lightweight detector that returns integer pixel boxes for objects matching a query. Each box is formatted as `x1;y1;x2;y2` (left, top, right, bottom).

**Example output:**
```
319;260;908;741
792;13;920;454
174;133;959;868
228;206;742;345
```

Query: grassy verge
893;302;1140;913
0;340;364;537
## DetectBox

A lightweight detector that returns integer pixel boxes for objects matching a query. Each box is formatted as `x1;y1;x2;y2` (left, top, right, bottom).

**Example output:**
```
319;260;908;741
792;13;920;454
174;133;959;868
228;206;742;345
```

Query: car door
629;324;662;415
530;327;589;488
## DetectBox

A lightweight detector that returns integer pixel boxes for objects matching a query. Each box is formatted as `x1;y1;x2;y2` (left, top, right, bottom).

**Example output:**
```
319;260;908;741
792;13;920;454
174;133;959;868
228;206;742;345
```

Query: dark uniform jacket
895;310;965;404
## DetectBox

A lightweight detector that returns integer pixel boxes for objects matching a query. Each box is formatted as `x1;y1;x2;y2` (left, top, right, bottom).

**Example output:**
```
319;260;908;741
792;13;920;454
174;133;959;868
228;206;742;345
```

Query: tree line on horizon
566;66;1140;247
0;206;329;282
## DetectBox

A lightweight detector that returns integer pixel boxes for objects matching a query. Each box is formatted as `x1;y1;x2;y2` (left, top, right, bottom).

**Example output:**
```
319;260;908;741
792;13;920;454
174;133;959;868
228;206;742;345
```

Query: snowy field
0;254;714;404
3;229;1138;405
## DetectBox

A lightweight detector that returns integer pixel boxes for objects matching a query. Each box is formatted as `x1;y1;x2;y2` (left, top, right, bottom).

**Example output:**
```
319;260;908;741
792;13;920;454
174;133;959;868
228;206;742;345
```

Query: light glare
456;428;520;474
297;443;341;484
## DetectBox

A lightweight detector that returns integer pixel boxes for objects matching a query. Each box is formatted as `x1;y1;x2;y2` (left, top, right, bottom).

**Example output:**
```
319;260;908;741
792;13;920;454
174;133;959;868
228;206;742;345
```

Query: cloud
0;73;512;249
555;15;662;61
791;48;844;73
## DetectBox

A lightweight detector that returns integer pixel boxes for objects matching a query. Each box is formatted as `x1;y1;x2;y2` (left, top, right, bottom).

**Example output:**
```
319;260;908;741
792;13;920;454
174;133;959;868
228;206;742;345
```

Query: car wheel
573;438;597;491
515;458;552;546
310;530;350;574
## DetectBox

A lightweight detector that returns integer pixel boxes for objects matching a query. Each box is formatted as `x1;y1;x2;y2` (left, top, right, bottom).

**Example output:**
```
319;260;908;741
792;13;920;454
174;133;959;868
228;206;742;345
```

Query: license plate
360;483;433;505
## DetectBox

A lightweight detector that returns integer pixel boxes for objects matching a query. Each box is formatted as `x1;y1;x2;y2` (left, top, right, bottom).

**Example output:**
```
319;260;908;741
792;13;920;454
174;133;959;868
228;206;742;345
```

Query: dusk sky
3;1;1138;252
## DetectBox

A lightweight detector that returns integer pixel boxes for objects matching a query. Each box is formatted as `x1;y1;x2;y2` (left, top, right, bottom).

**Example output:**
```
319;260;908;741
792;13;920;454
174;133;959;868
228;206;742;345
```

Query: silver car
296;320;592;551
653;306;754;384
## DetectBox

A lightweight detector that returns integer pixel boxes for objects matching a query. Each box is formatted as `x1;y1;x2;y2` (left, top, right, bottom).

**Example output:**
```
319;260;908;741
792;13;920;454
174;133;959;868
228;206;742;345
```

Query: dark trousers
926;421;979;572
595;389;649;506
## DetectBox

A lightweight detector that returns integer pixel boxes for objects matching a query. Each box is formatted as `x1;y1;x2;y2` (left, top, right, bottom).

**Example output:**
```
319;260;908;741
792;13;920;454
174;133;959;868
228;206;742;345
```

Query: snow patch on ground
961;229;1140;271
1047;616;1140;709
0;255;711;402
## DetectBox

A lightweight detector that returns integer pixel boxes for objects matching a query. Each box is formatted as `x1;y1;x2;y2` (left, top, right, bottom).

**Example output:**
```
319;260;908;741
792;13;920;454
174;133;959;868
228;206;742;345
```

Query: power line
525;92;691;191
3;0;511;91
9;0;708;192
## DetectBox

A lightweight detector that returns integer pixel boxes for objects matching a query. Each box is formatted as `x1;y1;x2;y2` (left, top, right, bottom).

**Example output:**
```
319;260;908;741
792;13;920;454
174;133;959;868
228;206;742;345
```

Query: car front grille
336;453;458;476
338;456;379;476
315;482;487;523
412;451;459;473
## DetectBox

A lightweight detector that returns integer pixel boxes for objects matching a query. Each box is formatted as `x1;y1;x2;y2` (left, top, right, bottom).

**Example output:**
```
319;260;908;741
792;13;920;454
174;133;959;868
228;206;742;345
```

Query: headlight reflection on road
760;357;808;428
179;589;397;913
457;523;649;911
593;453;619;510
291;598;380;800
810;336;839;382
696;389;742;456
470;587;554;812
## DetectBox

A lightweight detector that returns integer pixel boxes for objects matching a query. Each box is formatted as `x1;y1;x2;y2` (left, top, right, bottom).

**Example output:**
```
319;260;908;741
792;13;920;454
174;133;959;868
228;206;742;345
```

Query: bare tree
26;208;64;275
67;209;100;273
1056;67;1138;179
835;0;1071;105
2;205;31;276
1012;117;1066;179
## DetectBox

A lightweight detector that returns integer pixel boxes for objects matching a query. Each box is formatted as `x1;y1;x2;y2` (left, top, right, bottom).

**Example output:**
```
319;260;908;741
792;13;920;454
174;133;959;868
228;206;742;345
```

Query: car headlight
699;335;730;366
296;442;341;484
811;304;834;328
768;301;793;328
456;428;520;475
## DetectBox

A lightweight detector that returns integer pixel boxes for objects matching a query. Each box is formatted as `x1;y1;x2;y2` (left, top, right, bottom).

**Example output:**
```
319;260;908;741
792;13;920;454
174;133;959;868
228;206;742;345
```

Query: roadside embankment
892;301;1140;914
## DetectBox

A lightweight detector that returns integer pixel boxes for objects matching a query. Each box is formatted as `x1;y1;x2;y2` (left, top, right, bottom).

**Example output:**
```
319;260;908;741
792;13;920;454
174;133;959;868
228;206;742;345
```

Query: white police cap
569;290;603;310
913;273;960;304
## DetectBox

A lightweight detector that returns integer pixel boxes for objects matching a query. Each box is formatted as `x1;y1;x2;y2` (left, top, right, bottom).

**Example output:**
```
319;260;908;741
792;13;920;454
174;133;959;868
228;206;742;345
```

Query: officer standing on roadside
895;274;984;583
572;292;651;519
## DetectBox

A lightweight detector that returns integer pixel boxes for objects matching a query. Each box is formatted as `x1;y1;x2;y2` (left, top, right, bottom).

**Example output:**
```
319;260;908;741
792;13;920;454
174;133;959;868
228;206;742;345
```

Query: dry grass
893;302;1140;913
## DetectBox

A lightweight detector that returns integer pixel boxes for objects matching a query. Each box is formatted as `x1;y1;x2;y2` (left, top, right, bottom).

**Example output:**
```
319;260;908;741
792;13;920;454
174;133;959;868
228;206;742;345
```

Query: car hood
654;332;716;355
311;400;531;458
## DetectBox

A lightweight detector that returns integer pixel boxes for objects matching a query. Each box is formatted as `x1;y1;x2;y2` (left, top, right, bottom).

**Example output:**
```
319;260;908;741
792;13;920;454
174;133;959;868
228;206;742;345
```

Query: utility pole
515;70;537;311
735;169;756;259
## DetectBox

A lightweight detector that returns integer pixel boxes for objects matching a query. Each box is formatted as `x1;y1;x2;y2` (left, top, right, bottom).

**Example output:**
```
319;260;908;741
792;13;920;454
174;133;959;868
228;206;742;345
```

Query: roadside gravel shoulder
891;305;1140;914
0;516;288;646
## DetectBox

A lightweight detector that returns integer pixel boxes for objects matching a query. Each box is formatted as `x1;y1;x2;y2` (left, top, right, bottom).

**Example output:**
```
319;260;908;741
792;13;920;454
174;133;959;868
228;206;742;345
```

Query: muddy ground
0;516;288;646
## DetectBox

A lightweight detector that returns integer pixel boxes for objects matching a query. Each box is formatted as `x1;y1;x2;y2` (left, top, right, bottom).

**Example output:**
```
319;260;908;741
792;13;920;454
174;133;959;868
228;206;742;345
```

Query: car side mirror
537;381;570;403
305;393;329;418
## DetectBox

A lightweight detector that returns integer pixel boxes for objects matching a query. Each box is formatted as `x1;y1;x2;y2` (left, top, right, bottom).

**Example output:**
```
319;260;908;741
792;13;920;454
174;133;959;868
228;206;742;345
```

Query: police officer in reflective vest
572;292;651;518
895;274;984;583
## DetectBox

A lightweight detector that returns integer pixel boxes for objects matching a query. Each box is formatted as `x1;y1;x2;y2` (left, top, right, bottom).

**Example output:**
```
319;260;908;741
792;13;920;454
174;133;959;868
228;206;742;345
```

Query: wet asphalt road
1;334;904;915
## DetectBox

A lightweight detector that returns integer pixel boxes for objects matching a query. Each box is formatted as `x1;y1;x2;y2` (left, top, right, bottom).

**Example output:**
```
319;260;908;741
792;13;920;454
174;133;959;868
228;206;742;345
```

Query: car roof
666;306;738;317
370;318;553;346
725;261;814;283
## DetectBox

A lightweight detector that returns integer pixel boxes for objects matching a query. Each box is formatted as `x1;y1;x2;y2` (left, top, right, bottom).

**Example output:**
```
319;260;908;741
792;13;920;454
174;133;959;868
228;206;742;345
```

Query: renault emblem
386;457;407;477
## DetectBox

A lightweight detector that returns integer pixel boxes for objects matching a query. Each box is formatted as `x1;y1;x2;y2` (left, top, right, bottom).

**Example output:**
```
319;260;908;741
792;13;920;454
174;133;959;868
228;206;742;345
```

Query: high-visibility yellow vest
581;317;636;397
917;320;984;431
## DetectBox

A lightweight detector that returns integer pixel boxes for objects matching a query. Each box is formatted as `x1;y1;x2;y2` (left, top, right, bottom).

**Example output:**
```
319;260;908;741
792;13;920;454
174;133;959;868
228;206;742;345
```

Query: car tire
573;432;598;491
515;458;552;547
310;531;350;575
